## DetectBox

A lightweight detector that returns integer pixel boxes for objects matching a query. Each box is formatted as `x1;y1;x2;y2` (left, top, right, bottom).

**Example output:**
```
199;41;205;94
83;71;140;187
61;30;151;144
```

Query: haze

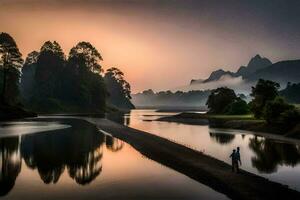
1;0;300;92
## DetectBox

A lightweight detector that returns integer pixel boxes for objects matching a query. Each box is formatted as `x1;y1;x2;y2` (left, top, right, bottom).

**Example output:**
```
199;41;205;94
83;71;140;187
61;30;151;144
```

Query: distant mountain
280;82;300;104
247;59;300;86
203;69;236;83
237;54;272;77
191;54;272;84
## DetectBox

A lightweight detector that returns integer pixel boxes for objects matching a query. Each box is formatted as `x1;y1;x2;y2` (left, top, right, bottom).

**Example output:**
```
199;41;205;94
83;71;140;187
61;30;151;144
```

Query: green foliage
226;98;250;115
206;87;237;114
250;79;280;118
104;67;134;109
263;96;300;126
0;32;23;105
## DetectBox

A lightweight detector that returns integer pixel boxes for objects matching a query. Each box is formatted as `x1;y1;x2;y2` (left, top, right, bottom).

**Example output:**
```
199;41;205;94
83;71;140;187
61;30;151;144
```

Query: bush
263;96;299;125
279;109;300;127
206;87;237;114
250;79;280;118
226;98;250;115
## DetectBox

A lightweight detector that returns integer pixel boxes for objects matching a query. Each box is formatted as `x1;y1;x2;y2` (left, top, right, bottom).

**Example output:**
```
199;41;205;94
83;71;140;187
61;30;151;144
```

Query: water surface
0;118;228;200
124;109;300;191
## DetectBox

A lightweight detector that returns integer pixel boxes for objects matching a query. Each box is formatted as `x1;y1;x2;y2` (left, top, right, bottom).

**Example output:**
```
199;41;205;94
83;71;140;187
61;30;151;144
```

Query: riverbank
86;118;300;200
158;112;300;137
0;104;37;121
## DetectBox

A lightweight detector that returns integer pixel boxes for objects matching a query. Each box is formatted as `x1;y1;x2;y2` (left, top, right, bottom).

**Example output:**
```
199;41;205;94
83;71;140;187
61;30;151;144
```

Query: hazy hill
280;82;300;104
247;59;300;86
237;54;272;77
191;54;272;85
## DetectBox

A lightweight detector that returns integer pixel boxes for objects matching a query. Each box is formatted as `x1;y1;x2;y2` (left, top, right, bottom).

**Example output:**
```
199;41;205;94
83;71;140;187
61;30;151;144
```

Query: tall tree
0;33;23;105
206;87;237;114
250;79;280;118
104;67;134;109
64;42;106;112
20;51;39;101
34;41;65;99
69;42;103;74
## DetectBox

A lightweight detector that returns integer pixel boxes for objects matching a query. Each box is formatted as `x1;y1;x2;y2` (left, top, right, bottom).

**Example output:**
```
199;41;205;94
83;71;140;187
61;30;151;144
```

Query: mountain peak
246;54;272;73
253;54;262;59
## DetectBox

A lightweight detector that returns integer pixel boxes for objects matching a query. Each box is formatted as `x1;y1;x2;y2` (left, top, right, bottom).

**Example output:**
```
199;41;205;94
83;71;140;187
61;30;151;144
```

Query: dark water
124;109;300;191
0;118;228;200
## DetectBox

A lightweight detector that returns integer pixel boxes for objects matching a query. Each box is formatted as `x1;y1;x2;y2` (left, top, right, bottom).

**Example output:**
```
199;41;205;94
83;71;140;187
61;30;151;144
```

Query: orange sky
1;0;300;92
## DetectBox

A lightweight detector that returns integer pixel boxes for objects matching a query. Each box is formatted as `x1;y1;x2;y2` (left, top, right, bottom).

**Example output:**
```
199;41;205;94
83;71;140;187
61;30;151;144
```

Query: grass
177;112;261;121
206;114;255;120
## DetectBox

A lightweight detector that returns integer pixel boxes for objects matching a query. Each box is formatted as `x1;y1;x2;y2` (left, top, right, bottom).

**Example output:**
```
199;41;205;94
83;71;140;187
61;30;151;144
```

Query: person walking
229;149;238;172
236;147;242;173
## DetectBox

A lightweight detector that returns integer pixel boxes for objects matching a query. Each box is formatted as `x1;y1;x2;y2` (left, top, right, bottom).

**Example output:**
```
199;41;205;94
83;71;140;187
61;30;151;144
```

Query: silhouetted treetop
69;42;103;73
104;67;134;109
105;67;131;99
0;32;24;105
40;41;65;59
0;32;23;68
24;51;39;66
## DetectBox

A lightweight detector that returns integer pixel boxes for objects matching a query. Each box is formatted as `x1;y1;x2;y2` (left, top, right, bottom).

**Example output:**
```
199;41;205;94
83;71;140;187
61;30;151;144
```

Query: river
0;117;228;200
123;109;300;191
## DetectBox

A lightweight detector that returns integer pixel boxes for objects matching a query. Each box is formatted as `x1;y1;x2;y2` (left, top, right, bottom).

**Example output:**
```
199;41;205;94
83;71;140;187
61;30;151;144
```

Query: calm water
0;118;228;200
124;109;300;191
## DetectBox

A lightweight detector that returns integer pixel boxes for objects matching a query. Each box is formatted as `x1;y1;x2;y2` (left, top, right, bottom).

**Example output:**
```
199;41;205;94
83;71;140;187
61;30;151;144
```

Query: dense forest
0;32;134;115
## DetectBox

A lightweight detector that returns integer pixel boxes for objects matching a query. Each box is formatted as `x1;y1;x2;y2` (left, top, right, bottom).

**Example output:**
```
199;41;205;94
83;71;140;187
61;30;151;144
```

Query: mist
174;75;254;95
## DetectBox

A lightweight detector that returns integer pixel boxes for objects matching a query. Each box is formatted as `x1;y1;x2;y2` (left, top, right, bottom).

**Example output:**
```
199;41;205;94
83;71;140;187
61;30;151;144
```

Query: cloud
173;75;253;94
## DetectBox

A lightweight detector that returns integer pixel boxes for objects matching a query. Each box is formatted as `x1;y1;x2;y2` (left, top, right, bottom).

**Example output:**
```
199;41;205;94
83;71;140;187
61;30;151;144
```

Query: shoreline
158;112;300;138
84;118;300;200
0;105;37;121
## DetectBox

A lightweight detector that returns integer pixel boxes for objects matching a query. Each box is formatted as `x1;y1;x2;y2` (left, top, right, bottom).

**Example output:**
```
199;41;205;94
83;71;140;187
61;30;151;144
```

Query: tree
206;87;237;114
0;33;24;105
226;98;250;115
263;96;300;126
20;51;39;101
34;41;65;100
69;42;103;74
63;42;107;112
250;79;280;118
104;67;134;109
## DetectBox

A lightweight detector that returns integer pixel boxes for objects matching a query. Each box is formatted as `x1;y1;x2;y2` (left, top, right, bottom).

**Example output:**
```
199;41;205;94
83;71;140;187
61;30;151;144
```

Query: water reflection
249;137;300;173
105;135;124;152
0;119;124;196
209;132;235;144
0;137;21;196
124;110;300;191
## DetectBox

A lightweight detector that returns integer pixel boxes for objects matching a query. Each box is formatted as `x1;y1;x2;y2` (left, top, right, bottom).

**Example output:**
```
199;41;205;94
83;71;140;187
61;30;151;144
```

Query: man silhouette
236;147;242;172
229;149;237;172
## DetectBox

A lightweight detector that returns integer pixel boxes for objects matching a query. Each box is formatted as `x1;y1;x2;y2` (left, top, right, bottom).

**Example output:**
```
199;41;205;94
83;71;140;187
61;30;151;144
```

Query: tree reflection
106;135;124;152
21;119;105;185
209;132;235;144
0;137;21;196
0;119;127;197
249;137;300;173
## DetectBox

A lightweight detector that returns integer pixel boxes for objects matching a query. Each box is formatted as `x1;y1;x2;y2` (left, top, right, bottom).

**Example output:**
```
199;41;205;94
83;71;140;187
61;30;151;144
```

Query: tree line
206;79;300;129
0;32;134;113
